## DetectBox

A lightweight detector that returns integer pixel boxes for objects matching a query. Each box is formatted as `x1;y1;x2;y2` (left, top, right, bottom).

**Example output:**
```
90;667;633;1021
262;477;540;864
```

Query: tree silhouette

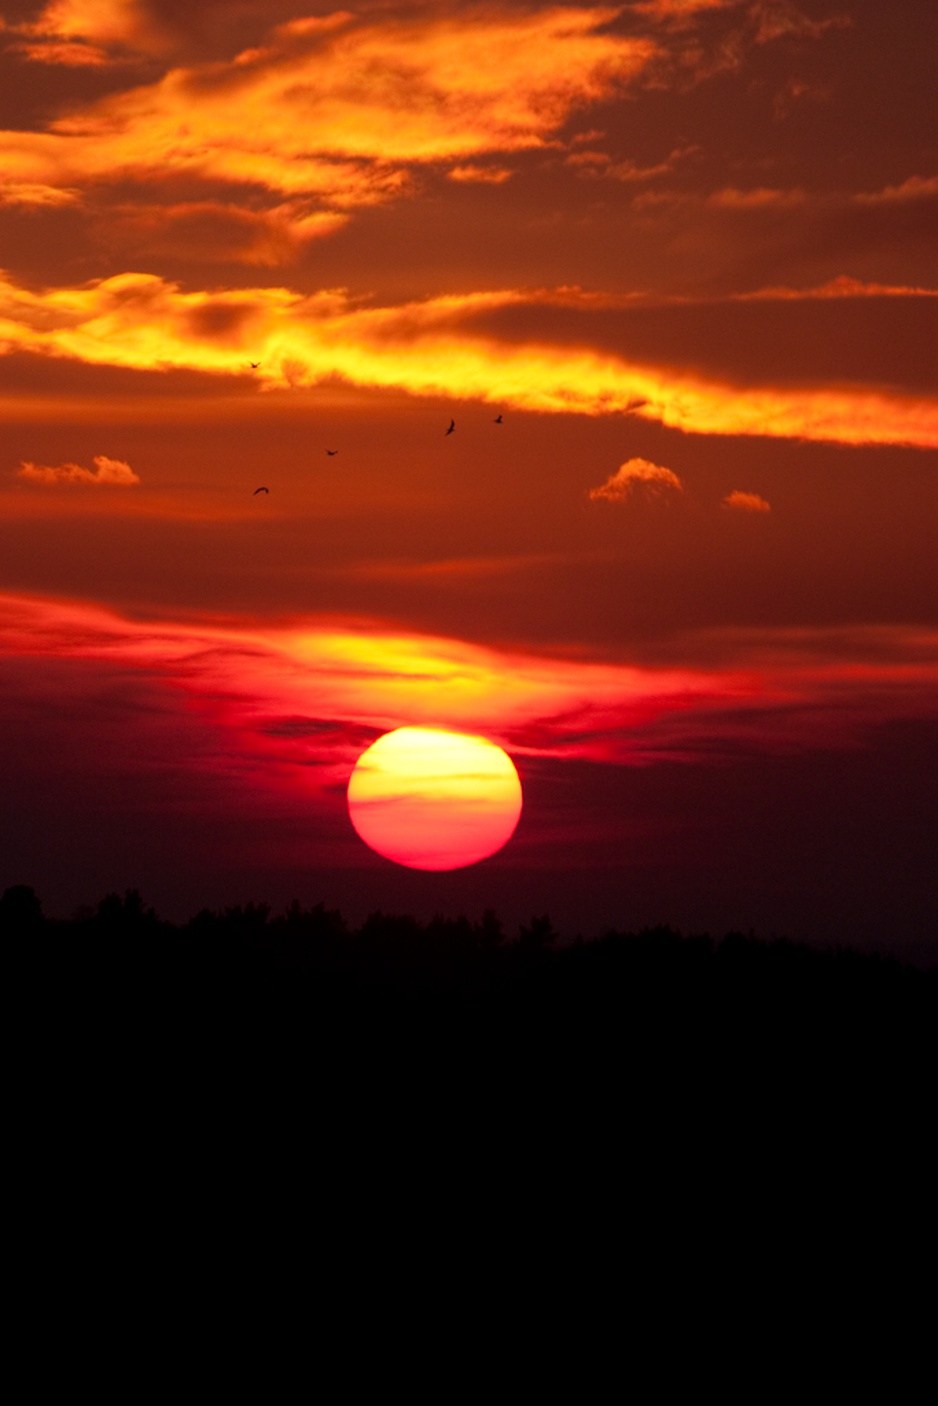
0;884;44;935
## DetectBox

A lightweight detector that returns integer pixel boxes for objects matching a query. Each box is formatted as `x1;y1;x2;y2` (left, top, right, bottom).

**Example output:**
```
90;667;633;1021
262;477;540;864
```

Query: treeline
5;883;936;1139
4;881;933;1019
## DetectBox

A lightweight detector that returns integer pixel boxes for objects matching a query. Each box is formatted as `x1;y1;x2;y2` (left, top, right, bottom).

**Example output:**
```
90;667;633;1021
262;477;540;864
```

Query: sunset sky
1;0;935;955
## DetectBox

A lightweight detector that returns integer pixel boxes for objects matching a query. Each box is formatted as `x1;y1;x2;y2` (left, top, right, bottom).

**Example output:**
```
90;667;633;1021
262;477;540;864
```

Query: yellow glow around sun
347;726;523;870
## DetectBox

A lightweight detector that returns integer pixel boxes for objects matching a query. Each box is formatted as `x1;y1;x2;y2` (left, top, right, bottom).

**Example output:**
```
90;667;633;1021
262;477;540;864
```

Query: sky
1;0;935;956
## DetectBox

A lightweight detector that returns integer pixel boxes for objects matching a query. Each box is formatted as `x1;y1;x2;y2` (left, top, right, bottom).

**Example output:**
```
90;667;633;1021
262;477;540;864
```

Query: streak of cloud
10;39;114;65
0;183;81;209
447;166;514;185
2;273;934;447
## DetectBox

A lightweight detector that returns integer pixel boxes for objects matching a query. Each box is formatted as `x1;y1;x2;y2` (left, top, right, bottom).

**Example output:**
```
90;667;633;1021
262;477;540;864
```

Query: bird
326;449;338;456
493;414;503;424
445;419;455;436
253;486;269;495
249;361;260;369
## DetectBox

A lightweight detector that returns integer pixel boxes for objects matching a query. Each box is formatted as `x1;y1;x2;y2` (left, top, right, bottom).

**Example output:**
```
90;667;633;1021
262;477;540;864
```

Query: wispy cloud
1;596;936;784
707;185;807;209
103;200;349;266
852;175;938;206
0;182;81;208
17;454;140;486
9;39;114;65
732;275;938;300
589;458;683;502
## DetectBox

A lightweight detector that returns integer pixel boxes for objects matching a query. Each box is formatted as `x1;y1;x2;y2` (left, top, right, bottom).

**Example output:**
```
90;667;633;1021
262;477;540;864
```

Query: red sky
1;0;935;955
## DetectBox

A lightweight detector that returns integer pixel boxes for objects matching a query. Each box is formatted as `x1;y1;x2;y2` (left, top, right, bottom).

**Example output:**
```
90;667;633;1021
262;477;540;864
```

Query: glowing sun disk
347;726;522;870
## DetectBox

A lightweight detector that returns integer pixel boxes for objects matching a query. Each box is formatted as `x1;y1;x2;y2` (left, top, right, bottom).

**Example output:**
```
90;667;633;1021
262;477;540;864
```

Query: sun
347;726;523;871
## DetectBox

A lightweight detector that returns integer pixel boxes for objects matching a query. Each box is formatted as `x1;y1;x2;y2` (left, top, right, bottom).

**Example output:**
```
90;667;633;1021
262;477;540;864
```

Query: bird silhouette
249;362;260;369
445;419;455;436
493;414;503;424
253;486;269;495
326;449;338;456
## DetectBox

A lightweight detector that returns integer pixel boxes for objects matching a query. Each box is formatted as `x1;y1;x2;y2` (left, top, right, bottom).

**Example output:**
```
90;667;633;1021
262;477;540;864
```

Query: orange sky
1;0;935;953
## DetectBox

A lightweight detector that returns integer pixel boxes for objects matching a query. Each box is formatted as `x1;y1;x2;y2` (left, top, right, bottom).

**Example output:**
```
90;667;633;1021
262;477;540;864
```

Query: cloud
1;272;935;448
17;454;140;486
0;183;81;208
1;7;657;219
567;145;697;183
589;458;683;501
15;0;165;54
723;490;771;513
734;276;938;300
707;186;806;209
750;0;850;45
852;175;938;206
633;0;736;17
447;165;514;185
9;39;114;65
103;200;348;265
1;595;936;782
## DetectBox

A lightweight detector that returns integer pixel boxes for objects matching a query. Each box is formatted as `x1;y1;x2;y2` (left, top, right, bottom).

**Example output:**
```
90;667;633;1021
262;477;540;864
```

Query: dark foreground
6;885;934;1100
6;883;935;1311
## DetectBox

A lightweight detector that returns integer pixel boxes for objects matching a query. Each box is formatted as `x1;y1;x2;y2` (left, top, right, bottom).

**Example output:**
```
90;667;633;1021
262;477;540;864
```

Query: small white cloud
723;490;771;513
18;454;140;486
589;458;683;502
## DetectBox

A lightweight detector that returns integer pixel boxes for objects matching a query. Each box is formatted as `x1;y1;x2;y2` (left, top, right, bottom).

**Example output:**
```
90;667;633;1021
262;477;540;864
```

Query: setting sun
347;727;523;870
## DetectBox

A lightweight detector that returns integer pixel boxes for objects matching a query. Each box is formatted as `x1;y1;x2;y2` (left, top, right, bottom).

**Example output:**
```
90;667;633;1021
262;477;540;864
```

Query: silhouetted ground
5;885;933;1106
6;881;933;1308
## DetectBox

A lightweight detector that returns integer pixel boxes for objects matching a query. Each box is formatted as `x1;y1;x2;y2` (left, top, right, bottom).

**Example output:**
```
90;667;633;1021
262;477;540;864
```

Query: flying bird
326;449;338;456
445;419;455;436
253;486;269;495
493;414;503;424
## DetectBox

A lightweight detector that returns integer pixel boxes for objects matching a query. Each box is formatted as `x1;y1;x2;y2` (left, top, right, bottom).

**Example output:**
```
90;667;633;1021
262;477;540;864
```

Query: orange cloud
17;454;140;485
2;272;936;448
723;490;771;513
707;186;807;209
0;182;80;208
105;201;348;265
19;0;161;50
589;458;683;501
634;0;733;13
734;276;938;300
852;175;938;206
10;39;113;65
569;149;692;182
2;7;657;216
447;165;514;184
751;2;849;44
